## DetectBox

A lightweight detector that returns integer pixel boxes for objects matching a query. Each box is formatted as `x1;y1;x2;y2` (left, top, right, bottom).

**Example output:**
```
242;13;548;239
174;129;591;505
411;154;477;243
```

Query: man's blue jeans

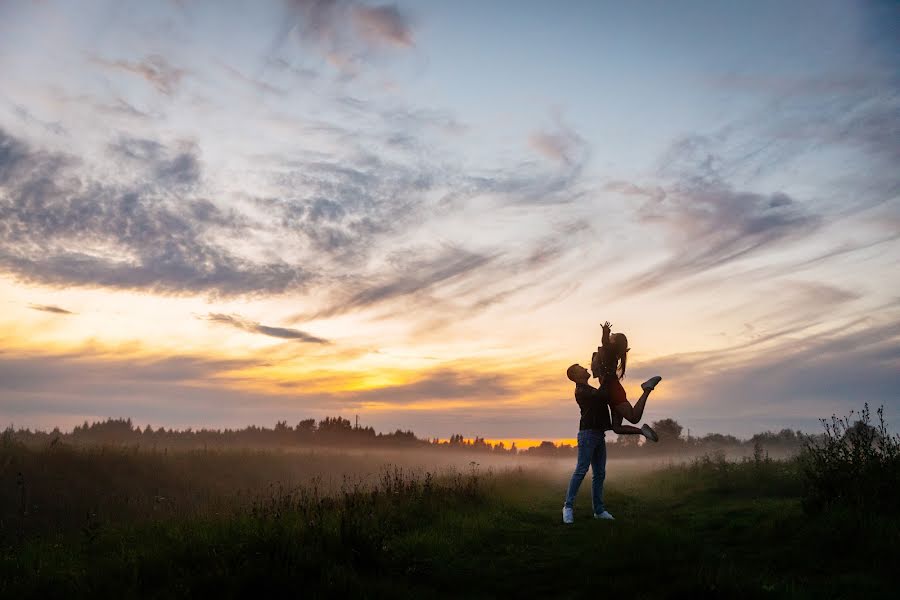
563;429;606;514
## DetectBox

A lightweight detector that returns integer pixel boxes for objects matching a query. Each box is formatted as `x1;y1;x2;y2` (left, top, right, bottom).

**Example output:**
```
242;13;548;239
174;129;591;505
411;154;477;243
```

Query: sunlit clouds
0;0;898;439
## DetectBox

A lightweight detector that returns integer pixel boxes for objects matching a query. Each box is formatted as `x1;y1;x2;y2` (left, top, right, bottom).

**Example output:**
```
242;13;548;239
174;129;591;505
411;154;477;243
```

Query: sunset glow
1;0;898;440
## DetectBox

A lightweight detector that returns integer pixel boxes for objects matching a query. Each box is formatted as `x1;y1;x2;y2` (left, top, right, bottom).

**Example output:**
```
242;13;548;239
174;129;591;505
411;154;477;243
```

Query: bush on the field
800;404;900;515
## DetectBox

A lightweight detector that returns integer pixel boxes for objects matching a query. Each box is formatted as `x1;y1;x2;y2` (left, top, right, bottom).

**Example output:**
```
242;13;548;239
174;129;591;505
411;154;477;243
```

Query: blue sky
0;0;897;441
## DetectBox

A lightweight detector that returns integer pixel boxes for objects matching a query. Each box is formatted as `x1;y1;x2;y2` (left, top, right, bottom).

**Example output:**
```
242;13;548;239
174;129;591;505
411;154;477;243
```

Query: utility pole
355;414;359;430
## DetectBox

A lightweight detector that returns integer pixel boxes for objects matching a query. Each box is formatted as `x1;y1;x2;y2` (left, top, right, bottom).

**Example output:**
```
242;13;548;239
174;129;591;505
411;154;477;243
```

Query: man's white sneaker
562;507;574;524
593;511;615;520
641;423;659;442
641;376;662;391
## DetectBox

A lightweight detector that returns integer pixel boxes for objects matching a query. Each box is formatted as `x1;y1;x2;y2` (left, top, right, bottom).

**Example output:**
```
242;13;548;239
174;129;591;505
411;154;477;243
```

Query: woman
592;321;661;442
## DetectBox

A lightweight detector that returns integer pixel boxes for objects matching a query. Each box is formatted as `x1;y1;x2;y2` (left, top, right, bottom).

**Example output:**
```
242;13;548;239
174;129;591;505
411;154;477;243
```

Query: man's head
566;363;590;384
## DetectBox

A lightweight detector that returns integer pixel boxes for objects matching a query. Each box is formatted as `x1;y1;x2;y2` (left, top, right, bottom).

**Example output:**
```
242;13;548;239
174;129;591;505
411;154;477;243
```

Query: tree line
3;415;813;458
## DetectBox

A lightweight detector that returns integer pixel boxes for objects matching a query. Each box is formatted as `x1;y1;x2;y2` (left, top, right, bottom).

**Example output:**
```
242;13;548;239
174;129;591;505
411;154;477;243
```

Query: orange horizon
434;437;578;450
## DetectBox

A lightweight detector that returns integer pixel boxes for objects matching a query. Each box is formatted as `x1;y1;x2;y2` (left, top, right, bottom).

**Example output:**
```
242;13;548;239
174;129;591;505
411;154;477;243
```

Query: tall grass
1;457;490;597
640;448;804;502
0;439;498;543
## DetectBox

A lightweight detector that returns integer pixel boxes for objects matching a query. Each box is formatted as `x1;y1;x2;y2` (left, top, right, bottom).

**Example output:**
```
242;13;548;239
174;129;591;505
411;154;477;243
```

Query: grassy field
2;444;898;598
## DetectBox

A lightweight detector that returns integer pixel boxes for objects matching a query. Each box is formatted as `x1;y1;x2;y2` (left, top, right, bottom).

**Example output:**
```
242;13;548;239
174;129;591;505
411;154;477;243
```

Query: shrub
800;404;900;515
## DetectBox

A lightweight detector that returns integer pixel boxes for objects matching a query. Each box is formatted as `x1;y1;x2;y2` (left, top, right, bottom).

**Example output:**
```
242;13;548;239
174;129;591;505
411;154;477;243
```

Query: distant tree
380;429;419;444
295;419;316;435
530;441;558;457
318;416;352;434
470;436;490;451
652;418;684;442
845;420;881;447
699;433;740;447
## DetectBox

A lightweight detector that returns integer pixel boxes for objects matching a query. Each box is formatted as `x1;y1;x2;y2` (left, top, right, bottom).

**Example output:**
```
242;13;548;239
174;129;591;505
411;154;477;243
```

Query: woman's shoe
641;376;662;391
641;424;659;442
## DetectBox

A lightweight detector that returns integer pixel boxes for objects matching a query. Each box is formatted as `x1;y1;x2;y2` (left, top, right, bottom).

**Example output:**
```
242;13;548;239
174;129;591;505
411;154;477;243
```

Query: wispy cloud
602;127;827;294
528;119;588;168
28;304;74;315
218;62;289;97
91;54;187;95
307;245;498;320
275;0;415;75
204;313;329;344
623;181;820;293
343;371;513;405
639;315;900;427
351;4;414;47
11;103;67;136
603;180;666;202
109;135;202;187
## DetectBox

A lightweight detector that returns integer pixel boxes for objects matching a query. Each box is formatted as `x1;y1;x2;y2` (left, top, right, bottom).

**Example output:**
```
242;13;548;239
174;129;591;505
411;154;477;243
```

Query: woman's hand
602;321;612;332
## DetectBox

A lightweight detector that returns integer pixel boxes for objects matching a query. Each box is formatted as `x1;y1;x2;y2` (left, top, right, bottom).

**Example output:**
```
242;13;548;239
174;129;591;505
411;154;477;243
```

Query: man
562;363;615;523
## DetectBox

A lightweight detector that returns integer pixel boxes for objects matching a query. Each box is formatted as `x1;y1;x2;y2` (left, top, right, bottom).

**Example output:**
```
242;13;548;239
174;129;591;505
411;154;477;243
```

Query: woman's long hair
612;333;629;379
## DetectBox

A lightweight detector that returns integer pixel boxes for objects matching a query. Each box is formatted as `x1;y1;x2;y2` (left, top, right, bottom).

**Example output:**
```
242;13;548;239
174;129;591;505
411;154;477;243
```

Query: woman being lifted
592;321;661;442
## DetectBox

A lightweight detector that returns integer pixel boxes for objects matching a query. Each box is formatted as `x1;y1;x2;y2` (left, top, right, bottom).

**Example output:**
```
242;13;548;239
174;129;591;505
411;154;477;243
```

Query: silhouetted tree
652;418;683;442
318;416;352;434
295;419;317;437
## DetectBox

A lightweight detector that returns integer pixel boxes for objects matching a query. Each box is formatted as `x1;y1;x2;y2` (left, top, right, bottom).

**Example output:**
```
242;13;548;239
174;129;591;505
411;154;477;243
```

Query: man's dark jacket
574;382;612;431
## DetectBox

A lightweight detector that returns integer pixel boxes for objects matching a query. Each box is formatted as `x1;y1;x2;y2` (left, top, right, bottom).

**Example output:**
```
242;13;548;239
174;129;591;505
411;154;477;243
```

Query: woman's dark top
591;345;618;380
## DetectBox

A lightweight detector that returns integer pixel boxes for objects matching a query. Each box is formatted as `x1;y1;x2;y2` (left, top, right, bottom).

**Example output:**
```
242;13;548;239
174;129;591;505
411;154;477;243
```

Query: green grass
2;446;898;599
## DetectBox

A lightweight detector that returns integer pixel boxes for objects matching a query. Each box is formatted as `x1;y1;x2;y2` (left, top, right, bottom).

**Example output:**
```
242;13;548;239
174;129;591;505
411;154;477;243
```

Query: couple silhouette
562;322;662;523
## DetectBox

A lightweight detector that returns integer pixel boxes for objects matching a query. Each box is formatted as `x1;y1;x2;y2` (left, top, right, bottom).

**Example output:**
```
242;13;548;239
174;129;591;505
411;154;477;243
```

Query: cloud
343;371;513;404
351;4;414;47
638;315;900;433
256;154;427;262
623;180;820;292
218;62;289;96
308;244;498;319
28;304;74;315
276;0;415;75
204;313;329;344
11;103;67;137
92;54;187;95
603;180;666;202
0;128;311;297
744;91;900;177
605;131;823;293
0;350;277;428
0;348;526;434
0;122;581;317
699;78;899;208
95;98;153;120
528;120;589;167
109;136;202;187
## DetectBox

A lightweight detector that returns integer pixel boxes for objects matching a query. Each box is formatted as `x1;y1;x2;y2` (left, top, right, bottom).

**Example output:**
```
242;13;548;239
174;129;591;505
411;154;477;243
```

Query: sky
0;0;898;443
